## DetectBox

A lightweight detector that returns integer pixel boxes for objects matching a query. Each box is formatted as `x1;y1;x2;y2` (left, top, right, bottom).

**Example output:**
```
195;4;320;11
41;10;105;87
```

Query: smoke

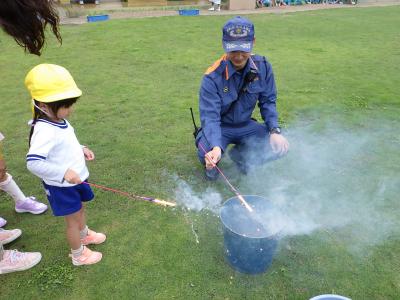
175;117;400;254
242;118;399;254
174;177;223;214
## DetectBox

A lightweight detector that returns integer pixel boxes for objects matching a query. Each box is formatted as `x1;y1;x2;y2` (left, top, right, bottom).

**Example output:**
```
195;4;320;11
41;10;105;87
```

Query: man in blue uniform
196;16;289;180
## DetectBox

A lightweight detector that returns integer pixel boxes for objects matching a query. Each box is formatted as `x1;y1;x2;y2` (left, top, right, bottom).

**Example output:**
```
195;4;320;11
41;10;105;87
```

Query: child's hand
64;169;82;184
83;147;95;161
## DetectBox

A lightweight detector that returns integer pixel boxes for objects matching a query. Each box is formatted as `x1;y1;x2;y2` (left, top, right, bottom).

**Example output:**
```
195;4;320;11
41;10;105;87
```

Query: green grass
1;6;400;299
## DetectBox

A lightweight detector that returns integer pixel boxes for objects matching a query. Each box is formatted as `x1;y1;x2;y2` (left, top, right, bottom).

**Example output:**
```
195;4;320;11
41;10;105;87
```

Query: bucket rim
220;194;281;239
309;295;351;300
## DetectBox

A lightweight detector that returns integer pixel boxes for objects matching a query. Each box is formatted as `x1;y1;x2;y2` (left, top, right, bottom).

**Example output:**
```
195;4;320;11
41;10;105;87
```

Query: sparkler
83;182;176;207
198;143;253;212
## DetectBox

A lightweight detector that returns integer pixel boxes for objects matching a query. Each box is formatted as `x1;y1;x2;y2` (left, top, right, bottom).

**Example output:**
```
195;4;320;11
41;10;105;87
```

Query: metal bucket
220;195;281;274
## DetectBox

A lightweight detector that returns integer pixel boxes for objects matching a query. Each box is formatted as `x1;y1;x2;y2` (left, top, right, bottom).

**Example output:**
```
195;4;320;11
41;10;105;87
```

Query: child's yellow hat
25;64;82;103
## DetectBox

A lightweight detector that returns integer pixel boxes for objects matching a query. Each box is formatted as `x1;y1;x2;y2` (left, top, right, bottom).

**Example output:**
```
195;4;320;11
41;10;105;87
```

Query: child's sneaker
70;246;102;266
0;250;42;274
208;6;215;11
0;217;7;228
0;228;22;245
81;229;106;245
15;196;47;214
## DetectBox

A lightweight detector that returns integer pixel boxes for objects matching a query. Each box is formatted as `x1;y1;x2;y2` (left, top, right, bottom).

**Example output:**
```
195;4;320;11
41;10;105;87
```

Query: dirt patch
59;2;400;25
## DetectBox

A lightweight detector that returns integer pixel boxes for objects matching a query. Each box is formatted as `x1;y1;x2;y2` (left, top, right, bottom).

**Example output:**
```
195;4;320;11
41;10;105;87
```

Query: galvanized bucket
220;195;281;274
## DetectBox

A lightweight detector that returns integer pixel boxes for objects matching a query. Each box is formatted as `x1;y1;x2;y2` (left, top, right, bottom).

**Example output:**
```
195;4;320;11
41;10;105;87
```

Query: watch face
270;127;281;134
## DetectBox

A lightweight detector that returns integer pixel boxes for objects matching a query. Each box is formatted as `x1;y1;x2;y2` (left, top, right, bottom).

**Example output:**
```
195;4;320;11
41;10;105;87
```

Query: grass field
1;5;400;299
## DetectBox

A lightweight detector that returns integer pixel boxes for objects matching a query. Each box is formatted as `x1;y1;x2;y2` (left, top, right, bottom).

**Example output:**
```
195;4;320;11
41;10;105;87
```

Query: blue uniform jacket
199;54;279;150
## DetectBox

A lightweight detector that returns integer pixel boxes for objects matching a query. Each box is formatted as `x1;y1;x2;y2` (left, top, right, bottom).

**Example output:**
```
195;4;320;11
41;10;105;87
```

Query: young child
25;64;106;266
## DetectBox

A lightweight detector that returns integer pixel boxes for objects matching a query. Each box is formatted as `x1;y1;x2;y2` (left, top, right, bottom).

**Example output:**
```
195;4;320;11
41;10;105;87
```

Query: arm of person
269;133;289;155
204;146;222;170
63;168;82;184
27;160;82;184
82;145;95;161
258;59;279;130
199;76;223;166
26;126;79;184
258;59;289;155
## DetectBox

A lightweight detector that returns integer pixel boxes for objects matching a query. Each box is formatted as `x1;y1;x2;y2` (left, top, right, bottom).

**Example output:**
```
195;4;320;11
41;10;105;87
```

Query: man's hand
83;147;95;161
205;146;222;170
270;134;289;156
64;168;82;184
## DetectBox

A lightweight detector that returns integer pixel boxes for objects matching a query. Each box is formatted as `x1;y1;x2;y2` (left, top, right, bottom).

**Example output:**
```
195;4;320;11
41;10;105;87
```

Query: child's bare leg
65;210;82;250
65;208;102;266
78;205;86;230
77;205;106;245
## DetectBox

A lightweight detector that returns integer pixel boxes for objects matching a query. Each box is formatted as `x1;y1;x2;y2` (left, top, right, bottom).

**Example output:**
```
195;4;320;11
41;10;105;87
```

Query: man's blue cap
222;16;255;53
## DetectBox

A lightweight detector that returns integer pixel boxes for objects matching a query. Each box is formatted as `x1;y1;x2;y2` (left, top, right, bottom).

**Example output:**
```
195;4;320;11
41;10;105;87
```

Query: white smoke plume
174;178;223;214
175;118;400;254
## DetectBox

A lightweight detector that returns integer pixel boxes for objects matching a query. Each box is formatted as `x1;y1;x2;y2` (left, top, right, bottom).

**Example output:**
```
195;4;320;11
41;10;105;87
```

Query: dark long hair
29;98;78;146
0;0;61;56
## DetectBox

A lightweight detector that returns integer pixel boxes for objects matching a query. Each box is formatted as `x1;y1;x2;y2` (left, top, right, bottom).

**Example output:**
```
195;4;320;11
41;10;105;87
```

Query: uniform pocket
221;92;237;114
246;80;264;94
243;81;263;108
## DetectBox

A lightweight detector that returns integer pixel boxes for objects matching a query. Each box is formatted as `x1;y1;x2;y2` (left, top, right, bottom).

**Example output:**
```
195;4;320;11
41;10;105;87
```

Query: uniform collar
248;56;259;72
37;118;68;129
224;56;258;80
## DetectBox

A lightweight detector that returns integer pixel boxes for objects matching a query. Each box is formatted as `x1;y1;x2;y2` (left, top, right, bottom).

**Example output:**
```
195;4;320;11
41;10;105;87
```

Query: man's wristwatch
269;127;281;135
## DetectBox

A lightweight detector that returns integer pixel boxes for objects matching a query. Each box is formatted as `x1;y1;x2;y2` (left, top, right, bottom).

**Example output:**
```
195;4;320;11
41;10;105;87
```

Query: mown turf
0;5;399;299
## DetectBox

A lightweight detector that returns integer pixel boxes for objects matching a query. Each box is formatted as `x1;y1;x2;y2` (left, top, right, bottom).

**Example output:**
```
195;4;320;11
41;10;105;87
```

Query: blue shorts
42;181;94;217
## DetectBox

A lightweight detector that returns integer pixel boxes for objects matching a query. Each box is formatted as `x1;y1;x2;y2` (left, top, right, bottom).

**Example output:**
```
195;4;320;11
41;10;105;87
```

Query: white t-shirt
27;119;89;187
